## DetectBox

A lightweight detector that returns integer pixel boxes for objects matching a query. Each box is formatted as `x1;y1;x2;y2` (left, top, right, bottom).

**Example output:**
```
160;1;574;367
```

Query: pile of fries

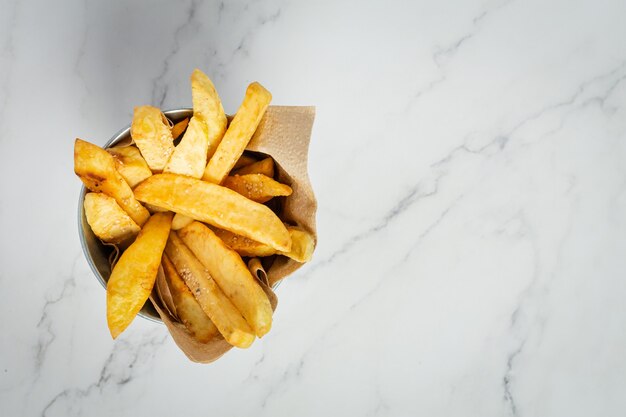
74;69;315;348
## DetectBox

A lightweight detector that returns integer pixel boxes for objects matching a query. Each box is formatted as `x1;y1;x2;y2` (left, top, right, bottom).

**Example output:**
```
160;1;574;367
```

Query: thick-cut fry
213;226;315;262
223;174;292;203
107;145;152;188
203;82;272;184
282;227;315;262
162;254;218;343
212;228;276;257
84;193;140;244
171;213;195;230
106;212;173;338
134;174;291;252
232;154;258;170
163;117;209;178
233;157;274;177
179;222;273;337
130;106;175;172
191;69;227;159
165;232;254;348
74;139;150;226
170;117;189;140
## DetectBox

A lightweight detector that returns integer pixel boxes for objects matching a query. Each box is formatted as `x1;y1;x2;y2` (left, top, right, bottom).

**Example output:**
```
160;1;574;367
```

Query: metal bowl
78;108;193;323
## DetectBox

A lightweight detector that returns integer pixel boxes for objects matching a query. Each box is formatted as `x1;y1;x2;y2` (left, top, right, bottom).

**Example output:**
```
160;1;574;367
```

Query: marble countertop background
1;0;626;416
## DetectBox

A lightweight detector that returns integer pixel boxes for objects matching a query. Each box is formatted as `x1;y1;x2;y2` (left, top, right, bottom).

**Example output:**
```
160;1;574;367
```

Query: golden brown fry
162;254;218;343
84;193;140;244
191;69;227;159
203;82;272;184
212;228;276;257
223;174;292;203
163;117;209;178
130;106;175;172
232;154;258;170
179;222;273;337
106;212;173;338
170;117;189;140
134;173;291;252
74;139;150;226
233;157;274;177
171;213;195;231
213;226;315;263
165;232;255;348
107;145;152;188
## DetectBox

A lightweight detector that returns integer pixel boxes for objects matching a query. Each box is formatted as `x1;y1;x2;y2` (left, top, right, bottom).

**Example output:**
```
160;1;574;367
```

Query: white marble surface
1;0;626;415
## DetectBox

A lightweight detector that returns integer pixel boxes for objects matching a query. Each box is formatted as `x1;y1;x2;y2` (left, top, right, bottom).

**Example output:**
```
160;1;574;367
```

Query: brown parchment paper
151;106;316;363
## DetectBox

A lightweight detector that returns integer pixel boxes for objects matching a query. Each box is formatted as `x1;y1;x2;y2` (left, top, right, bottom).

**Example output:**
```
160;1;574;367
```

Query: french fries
171;213;195;231
162;254;218;343
191;69;227;159
134;173;291;252
170;117;189;140
106;212;173;338
107;145;152;188
179;222;273;337
223;174;292;203
203;82;272;184
83;193;140;244
232;154;258;170
130;106;175;172
233;157;274;177
163;117;209;178
165;232;255;348
74;139;150;226
212;226;315;263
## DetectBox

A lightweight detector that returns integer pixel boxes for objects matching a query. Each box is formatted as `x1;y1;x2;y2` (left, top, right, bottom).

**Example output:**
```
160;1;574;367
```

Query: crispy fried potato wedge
223;174;292;203
282;227;315;262
203;82;272;184
232;154;258;170
74;139;150;226
130;106;175;172
233;157;274;177
171;213;195;231
106;212;173;338
191;69;227;159
179;222;273;337
163;117;209;178
84;193;140;244
170;117;189;140
107;145;152;188
165;232;255;348
213;226;315;262
212;228;276;257
162;254;218;343
134;174;291;252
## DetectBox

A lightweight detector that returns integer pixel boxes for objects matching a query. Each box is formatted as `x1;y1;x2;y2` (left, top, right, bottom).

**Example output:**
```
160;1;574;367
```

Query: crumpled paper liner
151;106;316;363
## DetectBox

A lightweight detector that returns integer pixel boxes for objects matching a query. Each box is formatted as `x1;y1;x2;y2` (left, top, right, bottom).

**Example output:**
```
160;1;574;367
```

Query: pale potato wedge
165;232;255;348
203;82;272;184
191;69;227;159
130;106;175;172
134;173;291;252
223;174;292;203
179;222;273;337
233;157;274;177
211;228;276;258
107;145;152;188
171;213;195;231
162;253;218;343
232;154;258;170
170;117;189;140
107;212;173;338
213;226;315;262
84;192;140;244
74;139;150;226
163;117;209;178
